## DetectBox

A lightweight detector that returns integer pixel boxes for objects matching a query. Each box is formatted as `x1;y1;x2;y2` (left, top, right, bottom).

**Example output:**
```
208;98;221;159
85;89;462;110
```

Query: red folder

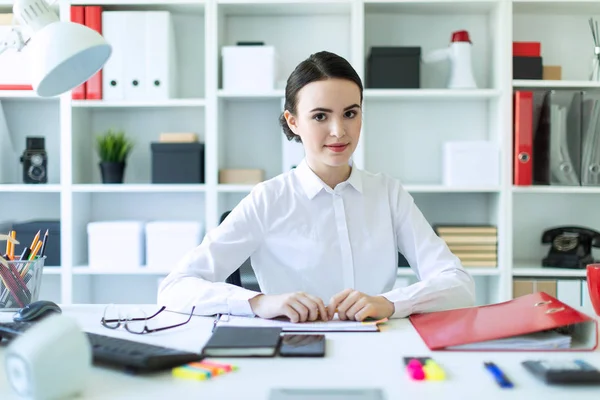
513;91;533;185
409;292;598;351
84;6;103;100
70;6;86;100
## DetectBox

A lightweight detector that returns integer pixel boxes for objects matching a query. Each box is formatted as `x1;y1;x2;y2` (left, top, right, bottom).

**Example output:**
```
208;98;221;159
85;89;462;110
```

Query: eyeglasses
101;304;196;335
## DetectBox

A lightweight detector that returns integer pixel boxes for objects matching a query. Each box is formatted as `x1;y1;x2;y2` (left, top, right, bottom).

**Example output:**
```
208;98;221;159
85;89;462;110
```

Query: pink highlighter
406;358;426;380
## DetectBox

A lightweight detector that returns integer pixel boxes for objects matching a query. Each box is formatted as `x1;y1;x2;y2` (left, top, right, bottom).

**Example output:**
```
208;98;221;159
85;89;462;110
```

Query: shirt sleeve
157;184;269;317
379;179;476;318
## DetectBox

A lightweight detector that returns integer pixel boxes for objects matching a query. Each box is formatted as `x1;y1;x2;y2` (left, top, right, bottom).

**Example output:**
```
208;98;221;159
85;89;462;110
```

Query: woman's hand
327;289;394;321
249;292;329;323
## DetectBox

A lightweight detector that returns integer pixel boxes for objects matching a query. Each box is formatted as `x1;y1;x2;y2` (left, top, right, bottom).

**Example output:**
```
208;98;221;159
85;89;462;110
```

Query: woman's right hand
248;292;329;323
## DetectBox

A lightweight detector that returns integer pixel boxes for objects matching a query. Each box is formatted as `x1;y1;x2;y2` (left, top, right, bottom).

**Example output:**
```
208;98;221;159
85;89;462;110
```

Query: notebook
201;326;282;357
216;315;387;332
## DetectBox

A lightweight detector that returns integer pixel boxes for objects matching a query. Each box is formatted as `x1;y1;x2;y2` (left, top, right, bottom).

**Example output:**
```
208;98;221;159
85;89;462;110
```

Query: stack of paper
446;330;572;350
216;315;387;332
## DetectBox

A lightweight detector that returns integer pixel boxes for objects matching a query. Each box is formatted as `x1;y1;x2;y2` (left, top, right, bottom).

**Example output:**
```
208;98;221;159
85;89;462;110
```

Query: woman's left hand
327;289;395;321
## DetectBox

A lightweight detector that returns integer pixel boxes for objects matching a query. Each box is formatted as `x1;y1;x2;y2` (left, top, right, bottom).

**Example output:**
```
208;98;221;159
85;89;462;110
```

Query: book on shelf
434;224;498;267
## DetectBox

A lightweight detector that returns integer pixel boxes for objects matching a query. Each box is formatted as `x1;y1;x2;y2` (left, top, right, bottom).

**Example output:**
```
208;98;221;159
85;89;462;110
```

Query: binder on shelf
533;90;582;186
513;91;533;185
581;91;600;186
144;11;177;100
70;6;86;100
122;12;146;101
102;11;176;101
410;292;598;351
102;11;126;100
84;6;103;100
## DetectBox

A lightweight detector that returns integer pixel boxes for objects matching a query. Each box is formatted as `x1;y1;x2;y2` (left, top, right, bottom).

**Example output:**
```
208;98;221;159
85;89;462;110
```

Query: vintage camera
20;137;48;184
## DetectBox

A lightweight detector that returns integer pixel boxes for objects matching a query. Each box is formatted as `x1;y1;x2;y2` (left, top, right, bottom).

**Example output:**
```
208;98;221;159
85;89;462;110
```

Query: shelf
397;267;499;277
43;268;63;275
217;184;256;193
513;0;600;15
0;91;57;100
512;264;587;278
69;0;206;13
404;185;501;193
71;98;206;109
512;186;600;194
73;266;172;275
72;184;206;193
512;80;600;89
217;90;284;100
364;89;500;100
0;184;62;193
365;0;499;14
217;0;352;15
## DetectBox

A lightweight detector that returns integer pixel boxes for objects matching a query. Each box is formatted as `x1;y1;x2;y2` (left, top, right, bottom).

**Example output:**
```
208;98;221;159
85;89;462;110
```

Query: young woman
158;51;475;323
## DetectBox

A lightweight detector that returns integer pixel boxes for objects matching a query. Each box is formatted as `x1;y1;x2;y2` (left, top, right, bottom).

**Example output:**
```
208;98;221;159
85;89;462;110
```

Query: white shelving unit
0;0;598;307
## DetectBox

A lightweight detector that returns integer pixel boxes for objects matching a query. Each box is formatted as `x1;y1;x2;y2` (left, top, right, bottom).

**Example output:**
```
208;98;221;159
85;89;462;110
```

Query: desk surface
1;305;599;400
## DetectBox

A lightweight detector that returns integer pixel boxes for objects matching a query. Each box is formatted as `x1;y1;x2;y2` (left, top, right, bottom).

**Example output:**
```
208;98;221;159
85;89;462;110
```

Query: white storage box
222;45;277;92
87;221;145;269
443;141;500;187
145;221;203;271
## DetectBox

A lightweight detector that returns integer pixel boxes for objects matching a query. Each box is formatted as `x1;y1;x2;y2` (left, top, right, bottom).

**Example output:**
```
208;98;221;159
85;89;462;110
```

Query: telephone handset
541;226;600;269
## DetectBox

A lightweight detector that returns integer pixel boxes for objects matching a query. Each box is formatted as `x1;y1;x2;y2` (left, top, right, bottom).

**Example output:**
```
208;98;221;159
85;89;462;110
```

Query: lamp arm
0;27;27;57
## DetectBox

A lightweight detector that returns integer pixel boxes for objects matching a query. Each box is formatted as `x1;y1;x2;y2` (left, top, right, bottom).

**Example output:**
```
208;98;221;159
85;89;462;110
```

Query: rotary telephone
541;226;600;269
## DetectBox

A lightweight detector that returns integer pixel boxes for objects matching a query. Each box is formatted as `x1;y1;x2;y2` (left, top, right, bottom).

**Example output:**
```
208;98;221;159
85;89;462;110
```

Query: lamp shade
25;21;112;97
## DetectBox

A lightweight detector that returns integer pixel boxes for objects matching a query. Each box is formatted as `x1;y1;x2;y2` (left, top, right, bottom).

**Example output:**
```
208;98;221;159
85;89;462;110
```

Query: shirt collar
294;158;363;200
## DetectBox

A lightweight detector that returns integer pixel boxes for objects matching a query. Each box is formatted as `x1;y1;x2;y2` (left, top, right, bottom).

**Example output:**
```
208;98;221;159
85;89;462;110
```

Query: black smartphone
278;334;326;357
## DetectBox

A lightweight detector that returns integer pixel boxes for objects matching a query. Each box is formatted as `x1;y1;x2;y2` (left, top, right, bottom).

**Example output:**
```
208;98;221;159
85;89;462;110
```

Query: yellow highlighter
172;365;211;381
423;359;446;381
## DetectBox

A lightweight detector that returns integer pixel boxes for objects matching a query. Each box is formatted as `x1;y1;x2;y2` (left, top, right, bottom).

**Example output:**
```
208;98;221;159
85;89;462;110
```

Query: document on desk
216;316;387;332
446;330;572;351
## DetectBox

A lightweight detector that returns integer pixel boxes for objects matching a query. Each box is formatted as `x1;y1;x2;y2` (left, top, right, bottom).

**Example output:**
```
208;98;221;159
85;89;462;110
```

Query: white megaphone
424;30;477;89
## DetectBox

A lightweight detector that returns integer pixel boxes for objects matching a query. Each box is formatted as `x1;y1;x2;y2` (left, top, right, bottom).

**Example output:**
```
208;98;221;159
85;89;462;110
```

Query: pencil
30;230;41;252
9;231;16;260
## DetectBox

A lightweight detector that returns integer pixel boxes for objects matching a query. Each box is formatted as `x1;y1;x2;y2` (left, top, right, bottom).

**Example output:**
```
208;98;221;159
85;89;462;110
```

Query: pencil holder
0;256;46;310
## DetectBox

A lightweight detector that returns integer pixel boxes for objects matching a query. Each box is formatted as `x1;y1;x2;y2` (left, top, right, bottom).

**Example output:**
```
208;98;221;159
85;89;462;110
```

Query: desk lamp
0;0;111;97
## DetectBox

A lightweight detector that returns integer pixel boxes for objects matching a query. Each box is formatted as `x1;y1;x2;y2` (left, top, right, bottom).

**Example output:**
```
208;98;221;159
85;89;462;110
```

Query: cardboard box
159;133;199;143
219;169;264;184
543;65;562;80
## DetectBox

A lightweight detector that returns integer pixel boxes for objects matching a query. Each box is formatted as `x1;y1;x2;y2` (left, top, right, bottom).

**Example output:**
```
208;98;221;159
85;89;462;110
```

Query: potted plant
95;129;134;184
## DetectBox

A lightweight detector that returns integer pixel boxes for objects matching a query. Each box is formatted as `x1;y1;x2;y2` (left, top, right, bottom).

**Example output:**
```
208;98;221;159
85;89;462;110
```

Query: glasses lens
125;308;147;334
102;304;120;329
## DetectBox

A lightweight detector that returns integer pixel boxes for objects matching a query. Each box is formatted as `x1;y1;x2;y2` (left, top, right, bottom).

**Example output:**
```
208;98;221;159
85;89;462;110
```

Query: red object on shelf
513;42;541;57
451;30;471;43
513;91;533;186
70;6;86;100
0;85;33;90
84;6;103;100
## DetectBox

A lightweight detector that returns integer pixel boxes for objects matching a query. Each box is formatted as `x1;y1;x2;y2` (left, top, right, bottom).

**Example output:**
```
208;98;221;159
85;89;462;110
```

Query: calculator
522;360;600;384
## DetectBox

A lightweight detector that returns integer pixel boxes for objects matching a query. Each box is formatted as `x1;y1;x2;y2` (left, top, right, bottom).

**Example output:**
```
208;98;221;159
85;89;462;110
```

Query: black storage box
12;220;61;267
367;47;421;89
151;142;205;184
513;56;543;80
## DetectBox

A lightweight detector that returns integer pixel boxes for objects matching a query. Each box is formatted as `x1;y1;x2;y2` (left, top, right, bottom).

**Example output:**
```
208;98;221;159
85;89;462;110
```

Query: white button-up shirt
158;159;476;318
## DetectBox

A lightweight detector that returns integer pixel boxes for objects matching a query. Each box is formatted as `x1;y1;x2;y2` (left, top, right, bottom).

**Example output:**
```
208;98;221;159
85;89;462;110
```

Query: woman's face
284;78;362;171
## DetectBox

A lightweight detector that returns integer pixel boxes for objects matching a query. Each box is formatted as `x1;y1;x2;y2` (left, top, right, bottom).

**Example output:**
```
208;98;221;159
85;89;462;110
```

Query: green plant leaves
95;129;134;163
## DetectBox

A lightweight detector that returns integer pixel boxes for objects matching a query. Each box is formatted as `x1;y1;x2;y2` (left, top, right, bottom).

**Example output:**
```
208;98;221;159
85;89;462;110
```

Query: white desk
0;305;599;400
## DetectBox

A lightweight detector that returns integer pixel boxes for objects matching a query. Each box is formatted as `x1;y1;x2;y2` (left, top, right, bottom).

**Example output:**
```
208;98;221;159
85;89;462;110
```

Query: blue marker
484;362;514;388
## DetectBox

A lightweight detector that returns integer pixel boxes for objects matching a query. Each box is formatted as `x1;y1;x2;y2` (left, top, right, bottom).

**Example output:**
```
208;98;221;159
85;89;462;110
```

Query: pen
40;229;49;257
212;313;222;333
484;362;513;388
